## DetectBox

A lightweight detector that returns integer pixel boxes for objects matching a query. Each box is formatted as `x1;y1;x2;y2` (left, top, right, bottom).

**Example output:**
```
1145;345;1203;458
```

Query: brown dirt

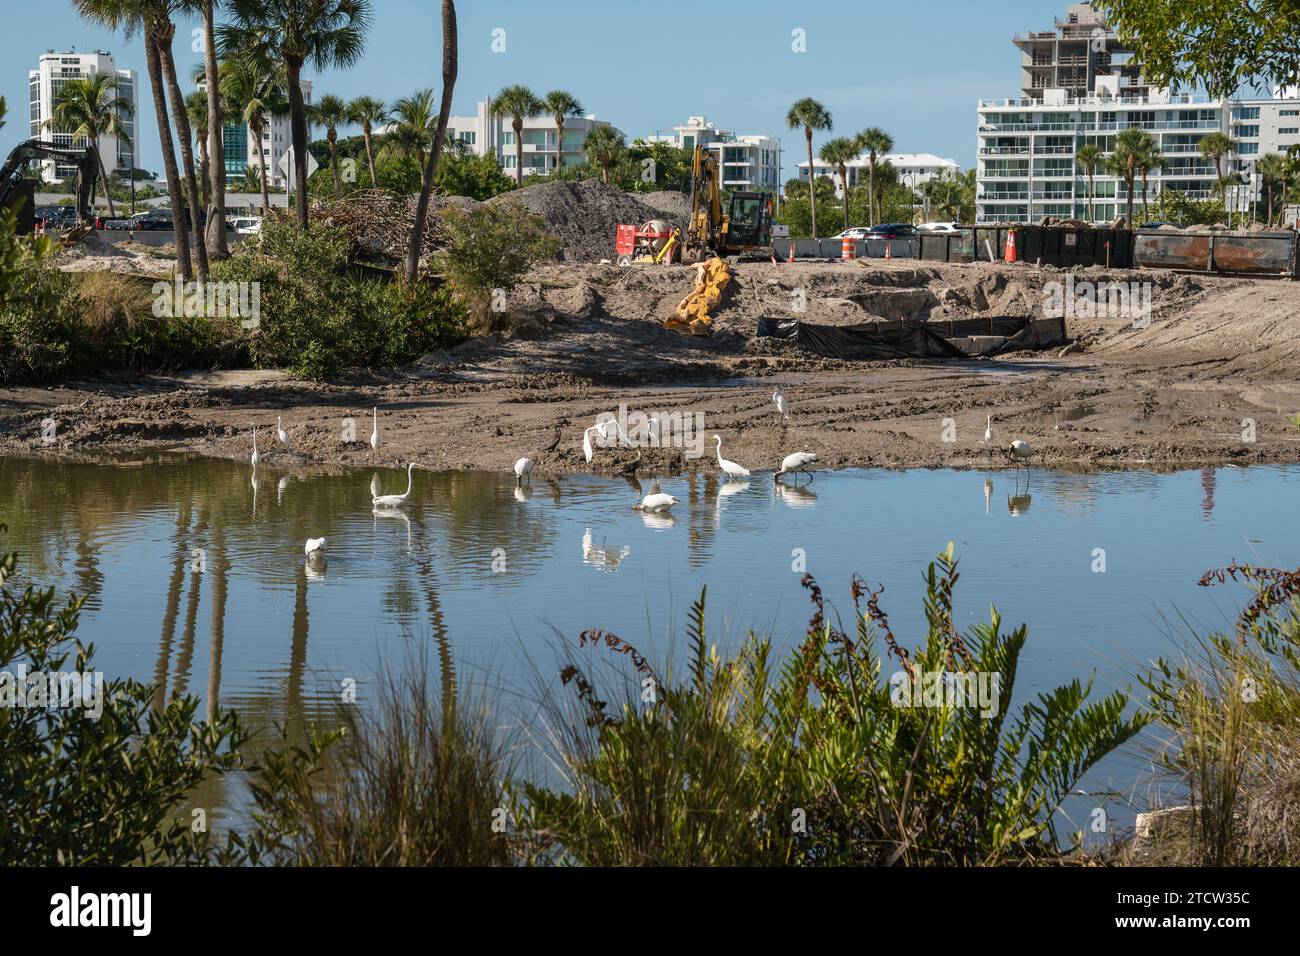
4;258;1300;477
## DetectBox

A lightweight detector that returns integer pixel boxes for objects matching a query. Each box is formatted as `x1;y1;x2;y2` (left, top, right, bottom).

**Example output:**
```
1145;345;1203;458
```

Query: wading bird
713;435;751;479
634;482;678;512
1008;439;1033;486
514;457;534;484
250;426;261;468
775;450;818;482
304;537;326;561
370;408;380;455
983;415;993;445
373;463;416;508
773;389;789;423
277;416;292;452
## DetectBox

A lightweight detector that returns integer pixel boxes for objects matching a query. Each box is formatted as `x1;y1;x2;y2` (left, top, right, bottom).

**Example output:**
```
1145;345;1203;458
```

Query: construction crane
0;138;102;244
683;143;774;261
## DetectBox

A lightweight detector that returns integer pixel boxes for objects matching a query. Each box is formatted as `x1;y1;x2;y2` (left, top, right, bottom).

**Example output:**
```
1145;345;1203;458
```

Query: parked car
918;221;961;235
866;223;918;239
229;216;263;235
834;226;872;240
132;209;175;231
102;217;135;230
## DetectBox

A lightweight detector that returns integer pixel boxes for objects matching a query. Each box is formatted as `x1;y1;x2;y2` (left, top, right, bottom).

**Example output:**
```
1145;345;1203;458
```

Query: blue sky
3;0;1058;183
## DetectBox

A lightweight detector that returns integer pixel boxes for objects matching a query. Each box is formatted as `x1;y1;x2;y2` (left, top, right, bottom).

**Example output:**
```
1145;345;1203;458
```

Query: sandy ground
3;258;1300;476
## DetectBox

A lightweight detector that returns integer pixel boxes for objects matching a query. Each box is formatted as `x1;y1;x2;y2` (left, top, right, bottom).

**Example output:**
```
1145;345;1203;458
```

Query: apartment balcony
981;169;1030;178
1032;171;1076;179
1033;191;1075;200
1036;145;1075;154
979;93;1214;109
980;192;1030;201
979;146;1030;155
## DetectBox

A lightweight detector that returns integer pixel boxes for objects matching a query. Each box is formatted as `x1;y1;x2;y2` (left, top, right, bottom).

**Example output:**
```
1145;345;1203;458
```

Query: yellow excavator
682;143;774;261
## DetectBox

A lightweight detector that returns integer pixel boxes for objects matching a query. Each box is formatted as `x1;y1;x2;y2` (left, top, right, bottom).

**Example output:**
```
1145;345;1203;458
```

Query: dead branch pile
311;188;482;272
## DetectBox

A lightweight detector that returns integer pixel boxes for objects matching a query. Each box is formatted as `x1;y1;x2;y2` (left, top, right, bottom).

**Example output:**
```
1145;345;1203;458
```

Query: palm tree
786;98;832;238
388;89;439;167
1257;153;1286;226
1132;132;1163;223
347;95;387;186
181;0;227;255
309;94;350;196
47;72;133;218
184;88;210;210
154;15;210;280
72;0;194;280
856;127;893;227
220;0;373;229
1107;126;1151;227
542;90;582;178
1199;131;1235;199
218;56;288;215
405;0;457;283
818;137;859;232
493;84;543;187
1075;143;1102;222
583;125;624;185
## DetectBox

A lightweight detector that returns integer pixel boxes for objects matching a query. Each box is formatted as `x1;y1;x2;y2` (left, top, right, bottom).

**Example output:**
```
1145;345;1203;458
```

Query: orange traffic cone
1004;229;1018;263
885;241;892;260
790;241;796;263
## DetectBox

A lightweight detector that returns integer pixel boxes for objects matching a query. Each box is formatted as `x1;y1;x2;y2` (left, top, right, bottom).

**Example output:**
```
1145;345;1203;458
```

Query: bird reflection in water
773;478;817;508
984;477;993;514
373;505;413;550
582;527;631;572
1007;492;1032;516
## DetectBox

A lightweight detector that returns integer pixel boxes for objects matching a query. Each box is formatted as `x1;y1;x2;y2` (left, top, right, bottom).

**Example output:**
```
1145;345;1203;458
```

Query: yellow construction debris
667;258;730;336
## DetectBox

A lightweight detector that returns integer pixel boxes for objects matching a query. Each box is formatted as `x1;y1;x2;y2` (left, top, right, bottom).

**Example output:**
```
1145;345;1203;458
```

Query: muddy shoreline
3;260;1300;476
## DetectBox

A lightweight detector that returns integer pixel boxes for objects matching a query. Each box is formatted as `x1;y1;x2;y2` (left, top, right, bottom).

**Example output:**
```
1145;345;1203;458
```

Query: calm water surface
4;454;1296;831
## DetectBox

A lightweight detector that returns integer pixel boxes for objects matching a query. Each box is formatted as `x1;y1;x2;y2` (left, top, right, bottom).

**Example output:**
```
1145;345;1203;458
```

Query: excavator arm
684;144;773;261
0;138;101;236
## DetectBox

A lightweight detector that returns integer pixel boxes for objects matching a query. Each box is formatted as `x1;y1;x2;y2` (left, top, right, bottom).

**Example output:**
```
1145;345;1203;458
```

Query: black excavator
0;138;101;244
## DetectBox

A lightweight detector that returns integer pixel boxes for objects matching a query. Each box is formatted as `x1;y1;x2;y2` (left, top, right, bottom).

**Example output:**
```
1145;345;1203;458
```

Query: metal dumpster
1134;230;1297;276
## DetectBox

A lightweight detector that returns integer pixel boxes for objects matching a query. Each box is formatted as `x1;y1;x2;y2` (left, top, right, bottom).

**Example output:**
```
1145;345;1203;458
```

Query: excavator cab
725;192;771;249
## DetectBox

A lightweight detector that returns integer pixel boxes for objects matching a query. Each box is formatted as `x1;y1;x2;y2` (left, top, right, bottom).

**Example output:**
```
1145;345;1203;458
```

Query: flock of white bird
254;393;1032;567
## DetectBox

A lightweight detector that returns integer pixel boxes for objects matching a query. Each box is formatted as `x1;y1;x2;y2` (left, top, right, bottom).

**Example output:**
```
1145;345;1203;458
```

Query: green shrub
0;534;246;865
437;202;558;332
213;217;467;379
525;544;1151;866
0;231;76;384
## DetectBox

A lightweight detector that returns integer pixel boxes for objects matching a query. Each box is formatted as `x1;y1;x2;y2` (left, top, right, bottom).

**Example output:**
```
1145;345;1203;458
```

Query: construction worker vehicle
0;138;102;244
683;143;773;261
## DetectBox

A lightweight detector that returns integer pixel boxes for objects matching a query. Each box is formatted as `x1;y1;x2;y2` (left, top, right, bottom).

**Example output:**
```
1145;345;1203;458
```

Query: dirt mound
486;179;684;262
639;190;692;220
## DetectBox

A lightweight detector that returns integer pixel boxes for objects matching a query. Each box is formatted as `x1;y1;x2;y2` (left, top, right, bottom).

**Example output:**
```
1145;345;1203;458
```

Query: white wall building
202;77;311;190
797;152;960;197
29;49;138;182
444;98;622;178
976;2;1299;224
646;117;781;191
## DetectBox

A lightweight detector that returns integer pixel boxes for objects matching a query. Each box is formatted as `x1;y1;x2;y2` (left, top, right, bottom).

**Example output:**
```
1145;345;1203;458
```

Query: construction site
4;170;1300;477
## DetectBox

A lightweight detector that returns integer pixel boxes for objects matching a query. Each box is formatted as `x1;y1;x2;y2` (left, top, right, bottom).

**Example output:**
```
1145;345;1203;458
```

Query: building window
1282;109;1299;117
502;131;514;145
1280;127;1299;135
1231;124;1259;138
1232;106;1260;120
1237;142;1259;155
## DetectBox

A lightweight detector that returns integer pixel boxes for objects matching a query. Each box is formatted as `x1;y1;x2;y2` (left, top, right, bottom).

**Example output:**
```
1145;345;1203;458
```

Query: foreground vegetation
7;534;1296;868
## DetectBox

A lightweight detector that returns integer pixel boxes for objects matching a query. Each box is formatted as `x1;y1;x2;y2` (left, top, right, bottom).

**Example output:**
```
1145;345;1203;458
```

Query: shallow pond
4;453;1297;835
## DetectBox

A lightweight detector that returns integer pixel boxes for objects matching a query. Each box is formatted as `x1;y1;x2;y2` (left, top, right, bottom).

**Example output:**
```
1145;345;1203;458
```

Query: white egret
277;415;292;452
773;389;789;422
514;457;534;484
1008;439;1034;488
775;450;818;482
983;415;993;445
582;426;596;464
712;435;751;479
372;463;416;508
369;408;380;455
250;426;260;467
304;537;327;560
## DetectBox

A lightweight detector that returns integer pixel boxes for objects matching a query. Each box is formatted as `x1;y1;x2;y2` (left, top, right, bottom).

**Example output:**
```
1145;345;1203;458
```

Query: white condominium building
797;153;960;198
646;117;781;192
445;98;622;178
29;49;138;182
202;77;311;190
976;2;1299;224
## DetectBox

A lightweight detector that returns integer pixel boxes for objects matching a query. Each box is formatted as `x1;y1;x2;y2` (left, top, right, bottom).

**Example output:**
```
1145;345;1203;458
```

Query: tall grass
1142;562;1300;865
237;656;515;866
